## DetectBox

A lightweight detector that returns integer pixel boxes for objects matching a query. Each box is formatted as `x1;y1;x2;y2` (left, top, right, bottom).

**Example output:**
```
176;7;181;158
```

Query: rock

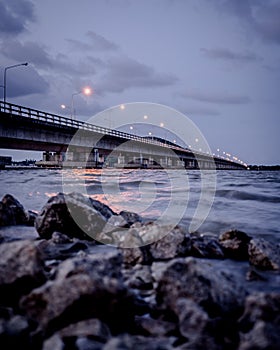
149;226;191;260
190;234;225;259
35;192;108;240
123;264;153;292
219;230;251;260
103;334;174;350
89;197;115;219
0;240;45;304
248;238;280;270
135;315;176;337
20;254;134;336
119;210;143;226
55;248;122;281
42;318;111;348
238;292;280;350
238;321;280;350
155;257;247;318
0;314;32;349
42;334;64;350
0;194;32;226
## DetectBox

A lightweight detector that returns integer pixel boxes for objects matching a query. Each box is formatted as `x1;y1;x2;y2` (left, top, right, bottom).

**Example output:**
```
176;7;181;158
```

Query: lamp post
3;62;28;103
71;86;92;119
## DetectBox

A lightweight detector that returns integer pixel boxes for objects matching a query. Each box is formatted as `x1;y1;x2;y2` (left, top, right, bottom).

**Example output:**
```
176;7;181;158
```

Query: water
0;168;279;243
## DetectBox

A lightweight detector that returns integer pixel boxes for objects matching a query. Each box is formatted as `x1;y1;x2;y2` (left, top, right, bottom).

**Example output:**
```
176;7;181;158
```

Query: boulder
0;194;34;226
248;238;280;270
219;230;251;260
20;254;134;336
149;225;191;260
35;192;109;240
238;292;280;349
190;234;224;259
0;240;45;304
155;257;247;318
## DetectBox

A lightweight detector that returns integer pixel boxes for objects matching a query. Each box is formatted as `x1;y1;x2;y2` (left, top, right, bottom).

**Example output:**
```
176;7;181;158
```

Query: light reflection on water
0;168;279;242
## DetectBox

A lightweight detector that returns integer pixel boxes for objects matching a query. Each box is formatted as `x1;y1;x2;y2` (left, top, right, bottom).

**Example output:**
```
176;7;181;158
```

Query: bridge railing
0;101;185;150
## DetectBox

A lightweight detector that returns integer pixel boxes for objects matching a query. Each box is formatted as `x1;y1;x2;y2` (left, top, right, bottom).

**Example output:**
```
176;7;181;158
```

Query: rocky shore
0;193;279;349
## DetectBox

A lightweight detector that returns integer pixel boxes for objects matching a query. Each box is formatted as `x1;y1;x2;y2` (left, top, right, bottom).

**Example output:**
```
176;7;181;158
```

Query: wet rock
20;254;133;336
0;194;33;226
238;292;280;349
89;198;115;219
42;333;64;350
103;334;174;350
248;238;280;270
35;192;108;240
190;234;224;259
219;230;251;260
0;240;45;304
119;210;143;226
149;226;191;260
155;257;247;318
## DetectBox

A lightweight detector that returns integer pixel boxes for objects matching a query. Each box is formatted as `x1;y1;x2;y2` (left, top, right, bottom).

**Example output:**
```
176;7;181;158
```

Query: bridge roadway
0;102;245;169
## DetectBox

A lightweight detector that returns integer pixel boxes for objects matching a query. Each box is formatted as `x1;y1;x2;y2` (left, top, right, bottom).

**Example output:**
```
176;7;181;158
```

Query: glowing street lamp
71;86;92;119
3;62;28;103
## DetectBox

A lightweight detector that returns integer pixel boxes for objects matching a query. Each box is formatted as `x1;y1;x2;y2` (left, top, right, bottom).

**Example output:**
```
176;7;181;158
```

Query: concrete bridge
0;101;246;170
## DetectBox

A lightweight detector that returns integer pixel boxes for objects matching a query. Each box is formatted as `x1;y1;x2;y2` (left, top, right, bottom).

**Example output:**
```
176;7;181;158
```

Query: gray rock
0;240;45;303
149;226;191;260
248;238;280;270
123;264;153;291
0;194;32;226
119;210;143;226
42;334;64;350
156;257;247;318
76;337;104;350
238;321;280;350
238;292;280;349
0;314;31;349
20;254;133;335
190;234;224;259
239;292;280;331
135;315;176;337
35;192;108;240
58;318;111;342
219;230;251;260
103;334;174;350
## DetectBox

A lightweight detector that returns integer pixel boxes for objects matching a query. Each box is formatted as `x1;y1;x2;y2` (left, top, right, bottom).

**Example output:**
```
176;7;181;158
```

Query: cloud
67;31;119;52
182;90;251;105
210;0;280;45
1;66;49;99
97;56;178;93
200;47;261;63
1;40;52;67
0;0;35;37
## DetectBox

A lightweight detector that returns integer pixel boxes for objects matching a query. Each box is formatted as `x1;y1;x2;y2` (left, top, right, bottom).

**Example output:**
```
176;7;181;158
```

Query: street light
71;86;92;119
3;62;28;103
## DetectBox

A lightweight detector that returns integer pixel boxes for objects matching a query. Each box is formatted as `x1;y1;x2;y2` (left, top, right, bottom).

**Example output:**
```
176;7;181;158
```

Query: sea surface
0;168;279;243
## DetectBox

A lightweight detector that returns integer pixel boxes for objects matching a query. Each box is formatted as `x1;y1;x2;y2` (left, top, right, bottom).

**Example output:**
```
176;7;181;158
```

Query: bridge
0;101;246;170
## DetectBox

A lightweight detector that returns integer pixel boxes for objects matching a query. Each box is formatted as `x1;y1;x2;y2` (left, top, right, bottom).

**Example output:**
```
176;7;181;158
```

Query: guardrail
0;101;188;152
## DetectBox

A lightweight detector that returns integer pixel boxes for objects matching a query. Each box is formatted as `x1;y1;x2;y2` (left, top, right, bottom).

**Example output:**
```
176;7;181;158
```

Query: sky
0;0;280;164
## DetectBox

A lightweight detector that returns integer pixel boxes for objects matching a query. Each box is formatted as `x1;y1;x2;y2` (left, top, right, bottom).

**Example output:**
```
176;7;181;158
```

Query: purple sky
0;0;279;164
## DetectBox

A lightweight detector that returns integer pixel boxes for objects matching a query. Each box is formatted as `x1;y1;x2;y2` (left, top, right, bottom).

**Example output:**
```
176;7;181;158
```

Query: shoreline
0;192;279;349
